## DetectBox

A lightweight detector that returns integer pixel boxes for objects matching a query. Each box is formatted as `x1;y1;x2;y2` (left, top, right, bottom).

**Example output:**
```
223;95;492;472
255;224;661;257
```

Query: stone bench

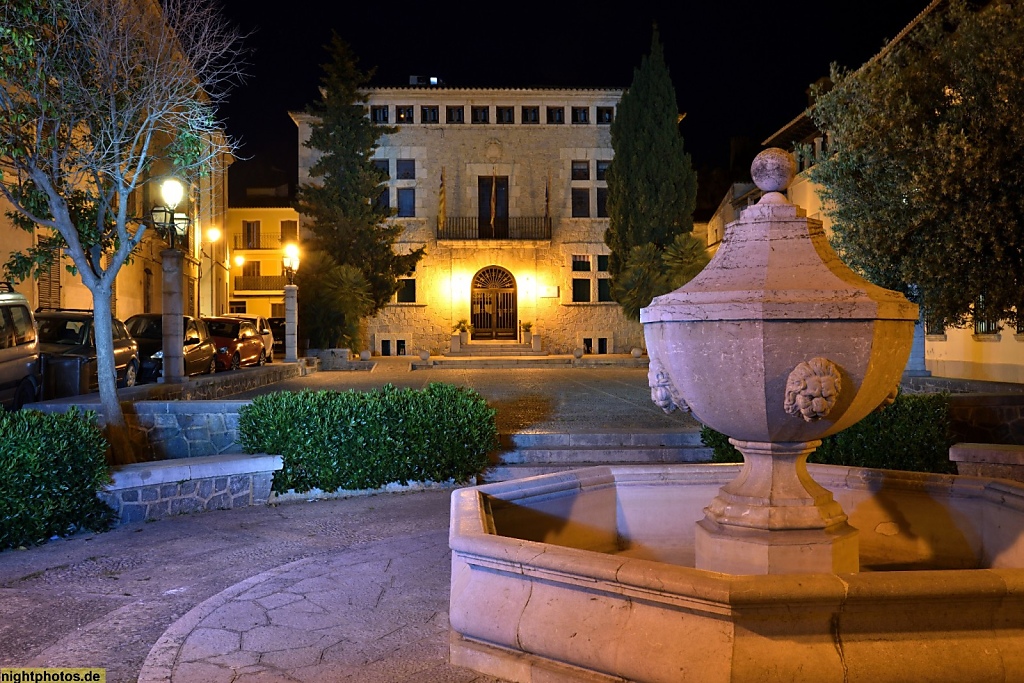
949;443;1024;482
99;453;282;525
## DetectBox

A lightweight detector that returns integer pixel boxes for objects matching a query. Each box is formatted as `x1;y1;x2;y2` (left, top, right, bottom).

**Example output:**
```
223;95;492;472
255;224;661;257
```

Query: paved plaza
0;361;700;682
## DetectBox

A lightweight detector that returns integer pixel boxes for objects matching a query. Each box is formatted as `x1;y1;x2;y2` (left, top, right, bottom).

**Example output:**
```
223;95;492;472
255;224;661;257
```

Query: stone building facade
291;86;643;356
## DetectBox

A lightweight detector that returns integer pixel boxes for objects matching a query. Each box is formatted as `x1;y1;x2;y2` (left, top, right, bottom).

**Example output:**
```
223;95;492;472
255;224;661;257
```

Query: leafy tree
296;34;424;314
604;25;698;315
810;0;1024;329
611;232;709;321
295;250;372;350
0;0;241;462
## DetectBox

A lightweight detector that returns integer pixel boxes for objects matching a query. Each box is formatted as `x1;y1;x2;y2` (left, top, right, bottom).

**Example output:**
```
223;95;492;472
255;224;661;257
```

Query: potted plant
521;321;533;344
453;319;473;345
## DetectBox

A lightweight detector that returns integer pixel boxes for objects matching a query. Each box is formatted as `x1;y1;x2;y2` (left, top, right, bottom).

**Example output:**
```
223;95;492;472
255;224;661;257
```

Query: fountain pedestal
696;440;858;574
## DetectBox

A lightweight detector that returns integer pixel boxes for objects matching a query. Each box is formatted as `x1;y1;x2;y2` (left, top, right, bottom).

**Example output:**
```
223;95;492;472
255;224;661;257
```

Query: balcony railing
234;275;288;291
438;216;551;240
233;234;284;250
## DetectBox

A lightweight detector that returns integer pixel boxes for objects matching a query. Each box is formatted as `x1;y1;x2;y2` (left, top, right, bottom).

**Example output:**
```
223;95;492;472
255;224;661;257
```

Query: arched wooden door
471;266;517;340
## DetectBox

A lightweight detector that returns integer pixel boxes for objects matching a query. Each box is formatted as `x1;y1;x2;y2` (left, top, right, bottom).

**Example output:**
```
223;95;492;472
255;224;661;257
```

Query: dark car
203;316;267;370
36;310;139;394
125;314;217;383
267;317;286;359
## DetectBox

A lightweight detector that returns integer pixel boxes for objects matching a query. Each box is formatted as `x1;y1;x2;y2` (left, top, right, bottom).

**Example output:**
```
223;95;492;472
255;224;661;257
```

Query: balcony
438;217;551;241
234;275;288;291
232;234;285;250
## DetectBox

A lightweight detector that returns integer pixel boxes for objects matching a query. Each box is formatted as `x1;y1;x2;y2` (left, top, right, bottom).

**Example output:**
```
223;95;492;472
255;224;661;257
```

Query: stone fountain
449;150;1024;682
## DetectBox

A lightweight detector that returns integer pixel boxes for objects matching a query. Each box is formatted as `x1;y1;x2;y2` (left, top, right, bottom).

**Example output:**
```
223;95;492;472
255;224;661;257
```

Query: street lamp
283;242;300;285
151;178;190;250
282;242;300;362
150;177;190;383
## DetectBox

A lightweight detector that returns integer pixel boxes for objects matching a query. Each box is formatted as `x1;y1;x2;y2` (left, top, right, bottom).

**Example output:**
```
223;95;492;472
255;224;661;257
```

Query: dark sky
217;0;928;181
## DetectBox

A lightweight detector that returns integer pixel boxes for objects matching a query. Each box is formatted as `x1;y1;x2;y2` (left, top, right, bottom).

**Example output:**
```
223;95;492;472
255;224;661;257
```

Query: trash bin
41;354;89;399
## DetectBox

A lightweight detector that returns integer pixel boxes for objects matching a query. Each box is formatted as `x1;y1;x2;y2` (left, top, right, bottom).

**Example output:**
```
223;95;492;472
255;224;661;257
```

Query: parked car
225;314;275;362
0;283;41;410
36;309;139;394
203;316;267;370
267;316;286;359
125;314;218;383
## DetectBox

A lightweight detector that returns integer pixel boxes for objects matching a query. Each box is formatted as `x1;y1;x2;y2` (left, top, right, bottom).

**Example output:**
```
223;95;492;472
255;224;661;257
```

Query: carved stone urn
641;148;918;575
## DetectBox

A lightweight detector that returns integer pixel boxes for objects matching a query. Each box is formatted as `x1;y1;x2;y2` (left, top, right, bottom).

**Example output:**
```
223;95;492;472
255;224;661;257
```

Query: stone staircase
482;430;712;482
445;340;548;357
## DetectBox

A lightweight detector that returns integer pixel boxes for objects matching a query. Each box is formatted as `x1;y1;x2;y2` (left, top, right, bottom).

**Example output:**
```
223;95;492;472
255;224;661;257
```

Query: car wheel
231;353;241;371
207;357;216;375
122;360;138;388
13;378;36;410
258;350;266;366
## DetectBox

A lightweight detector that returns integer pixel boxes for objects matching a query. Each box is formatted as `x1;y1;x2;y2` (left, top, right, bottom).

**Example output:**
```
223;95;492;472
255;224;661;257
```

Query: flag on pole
544;174;550;222
437;167;446;234
489;166;497;233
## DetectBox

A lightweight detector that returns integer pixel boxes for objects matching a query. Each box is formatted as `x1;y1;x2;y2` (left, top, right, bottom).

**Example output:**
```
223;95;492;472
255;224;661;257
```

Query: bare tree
0;0;243;462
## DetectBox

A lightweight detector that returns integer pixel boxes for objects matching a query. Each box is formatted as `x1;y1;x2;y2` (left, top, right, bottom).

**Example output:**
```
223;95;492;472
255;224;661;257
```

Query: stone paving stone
178;628;240;662
197;600;267;632
240;625;329;653
169;661;237;683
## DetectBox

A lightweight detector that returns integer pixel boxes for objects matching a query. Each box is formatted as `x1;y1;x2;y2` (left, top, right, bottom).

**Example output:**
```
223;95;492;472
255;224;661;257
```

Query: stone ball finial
751;148;795;193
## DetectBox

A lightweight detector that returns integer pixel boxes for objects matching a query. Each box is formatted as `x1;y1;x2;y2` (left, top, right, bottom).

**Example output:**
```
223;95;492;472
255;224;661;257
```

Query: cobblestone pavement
233;357;701;434
0;490;503;683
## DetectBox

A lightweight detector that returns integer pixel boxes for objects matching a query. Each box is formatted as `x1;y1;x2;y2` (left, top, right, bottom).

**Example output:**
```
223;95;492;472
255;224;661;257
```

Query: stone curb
108;453;282;489
136;555;319;683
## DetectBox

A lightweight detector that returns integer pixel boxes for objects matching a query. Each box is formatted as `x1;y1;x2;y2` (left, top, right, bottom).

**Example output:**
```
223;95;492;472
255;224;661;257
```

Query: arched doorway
471;266;517;340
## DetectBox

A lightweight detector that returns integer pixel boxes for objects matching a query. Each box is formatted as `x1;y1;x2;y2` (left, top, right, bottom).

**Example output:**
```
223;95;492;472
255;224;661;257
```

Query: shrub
238;383;498;493
0;408;113;550
699;392;954;474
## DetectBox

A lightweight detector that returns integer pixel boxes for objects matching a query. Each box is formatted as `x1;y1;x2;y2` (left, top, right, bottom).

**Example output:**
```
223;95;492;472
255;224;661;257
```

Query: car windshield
38;318;89;345
206;320;240;338
127;316;162;340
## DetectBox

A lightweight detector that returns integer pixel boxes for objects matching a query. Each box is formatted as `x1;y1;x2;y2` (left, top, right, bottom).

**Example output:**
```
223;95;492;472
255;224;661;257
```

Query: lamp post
282;243;300;363
151;178;190;383
201;227;223;317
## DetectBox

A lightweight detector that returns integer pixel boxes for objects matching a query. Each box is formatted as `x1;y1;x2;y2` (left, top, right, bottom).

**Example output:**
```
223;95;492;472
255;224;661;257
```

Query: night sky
217;0;928;184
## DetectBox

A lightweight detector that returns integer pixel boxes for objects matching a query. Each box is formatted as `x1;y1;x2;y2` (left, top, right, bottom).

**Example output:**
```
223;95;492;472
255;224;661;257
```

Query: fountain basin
450;465;1024;683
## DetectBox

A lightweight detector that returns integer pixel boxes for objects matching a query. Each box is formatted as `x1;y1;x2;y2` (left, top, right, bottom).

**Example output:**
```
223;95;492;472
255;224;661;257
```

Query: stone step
481;430;712;482
446;343;547;357
423;357;572;369
495;445;712;465
481;458;712;483
501;431;703;449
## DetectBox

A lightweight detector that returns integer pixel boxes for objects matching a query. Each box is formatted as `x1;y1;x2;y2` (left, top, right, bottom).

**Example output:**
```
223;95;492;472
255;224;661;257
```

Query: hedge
238;383;498;493
701;392;954;474
0;408;113;550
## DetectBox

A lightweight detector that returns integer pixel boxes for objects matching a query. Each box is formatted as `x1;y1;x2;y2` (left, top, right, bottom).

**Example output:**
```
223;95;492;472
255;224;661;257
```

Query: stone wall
98;453;281;524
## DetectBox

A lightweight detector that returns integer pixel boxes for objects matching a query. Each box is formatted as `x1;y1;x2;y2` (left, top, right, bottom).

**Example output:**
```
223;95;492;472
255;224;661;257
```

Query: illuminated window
395;105;414;123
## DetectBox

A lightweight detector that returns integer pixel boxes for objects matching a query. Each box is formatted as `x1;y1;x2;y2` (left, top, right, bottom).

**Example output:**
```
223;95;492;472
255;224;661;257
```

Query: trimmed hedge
0;408;113;550
701;392;954;474
238;383;498;493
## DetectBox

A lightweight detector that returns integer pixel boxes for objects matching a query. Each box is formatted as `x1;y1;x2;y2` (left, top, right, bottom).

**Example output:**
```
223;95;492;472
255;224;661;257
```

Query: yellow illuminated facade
291;86;644;355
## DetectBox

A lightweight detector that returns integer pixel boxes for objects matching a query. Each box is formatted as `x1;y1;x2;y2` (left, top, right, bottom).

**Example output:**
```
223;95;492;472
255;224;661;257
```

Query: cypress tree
296;34;423;313
604;27;697;281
